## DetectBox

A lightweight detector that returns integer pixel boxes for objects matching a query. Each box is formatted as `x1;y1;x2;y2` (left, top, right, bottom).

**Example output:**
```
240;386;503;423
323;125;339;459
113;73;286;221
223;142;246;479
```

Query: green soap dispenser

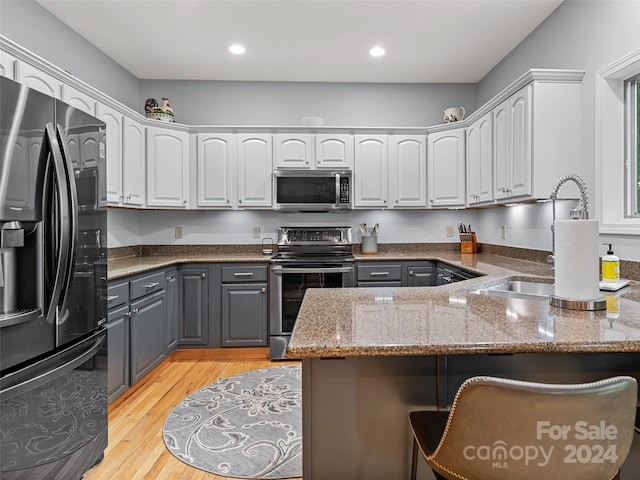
601;244;620;281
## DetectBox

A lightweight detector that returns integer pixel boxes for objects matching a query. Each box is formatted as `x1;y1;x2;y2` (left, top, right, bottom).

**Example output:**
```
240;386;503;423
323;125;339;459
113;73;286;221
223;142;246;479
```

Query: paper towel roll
554;219;600;300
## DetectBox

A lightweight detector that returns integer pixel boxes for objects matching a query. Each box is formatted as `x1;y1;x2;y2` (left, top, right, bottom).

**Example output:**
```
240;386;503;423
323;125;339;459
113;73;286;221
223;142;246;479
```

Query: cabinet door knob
261;287;266;293
409;270;414;276
201;272;206;278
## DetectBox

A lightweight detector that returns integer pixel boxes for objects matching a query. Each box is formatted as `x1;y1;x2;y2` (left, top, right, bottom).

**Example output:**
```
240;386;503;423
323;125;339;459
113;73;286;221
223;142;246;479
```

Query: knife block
460;232;478;253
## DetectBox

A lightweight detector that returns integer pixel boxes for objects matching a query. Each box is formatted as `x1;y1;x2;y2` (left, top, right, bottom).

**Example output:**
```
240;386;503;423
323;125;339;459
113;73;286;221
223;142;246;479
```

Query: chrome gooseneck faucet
548;173;590;265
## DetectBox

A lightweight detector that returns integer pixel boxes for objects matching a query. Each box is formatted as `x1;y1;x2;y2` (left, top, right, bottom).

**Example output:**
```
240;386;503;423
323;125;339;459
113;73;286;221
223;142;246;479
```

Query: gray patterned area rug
163;364;302;479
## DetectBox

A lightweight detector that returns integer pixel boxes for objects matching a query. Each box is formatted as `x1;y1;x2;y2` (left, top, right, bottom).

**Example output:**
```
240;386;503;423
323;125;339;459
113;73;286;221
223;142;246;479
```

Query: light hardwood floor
84;350;301;480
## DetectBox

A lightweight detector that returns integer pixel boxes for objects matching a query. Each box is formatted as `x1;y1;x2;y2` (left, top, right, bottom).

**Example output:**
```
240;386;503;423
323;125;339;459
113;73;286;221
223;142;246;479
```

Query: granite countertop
287;252;640;358
108;252;271;280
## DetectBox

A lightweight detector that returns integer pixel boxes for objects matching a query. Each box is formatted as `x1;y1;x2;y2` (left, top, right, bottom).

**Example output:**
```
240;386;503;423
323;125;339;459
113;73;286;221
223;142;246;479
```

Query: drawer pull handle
107;295;119;301
144;282;160;289
370;272;390;276
409;271;431;277
234;272;254;277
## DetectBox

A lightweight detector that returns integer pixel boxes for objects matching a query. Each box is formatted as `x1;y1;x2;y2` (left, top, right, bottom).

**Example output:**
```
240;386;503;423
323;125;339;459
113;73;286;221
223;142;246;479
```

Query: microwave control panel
340;177;350;204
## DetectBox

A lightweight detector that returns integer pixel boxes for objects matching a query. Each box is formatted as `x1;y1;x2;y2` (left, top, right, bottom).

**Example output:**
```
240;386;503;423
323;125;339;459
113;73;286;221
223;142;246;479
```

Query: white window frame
596;47;640;234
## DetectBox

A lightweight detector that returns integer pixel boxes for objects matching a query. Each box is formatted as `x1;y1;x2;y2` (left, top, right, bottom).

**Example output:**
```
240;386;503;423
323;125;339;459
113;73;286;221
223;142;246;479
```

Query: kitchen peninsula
287;251;640;480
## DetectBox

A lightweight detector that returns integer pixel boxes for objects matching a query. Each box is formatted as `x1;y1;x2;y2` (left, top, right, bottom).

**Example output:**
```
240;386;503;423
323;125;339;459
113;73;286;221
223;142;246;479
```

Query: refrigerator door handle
0;333;105;399
44;123;75;326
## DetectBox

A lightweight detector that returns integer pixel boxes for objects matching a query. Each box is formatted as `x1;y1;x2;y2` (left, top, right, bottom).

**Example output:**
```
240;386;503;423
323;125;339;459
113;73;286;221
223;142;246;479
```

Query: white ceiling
36;0;564;83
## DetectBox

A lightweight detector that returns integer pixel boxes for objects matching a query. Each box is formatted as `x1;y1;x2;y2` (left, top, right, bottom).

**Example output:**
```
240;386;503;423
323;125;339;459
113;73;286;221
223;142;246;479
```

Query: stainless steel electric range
269;226;354;359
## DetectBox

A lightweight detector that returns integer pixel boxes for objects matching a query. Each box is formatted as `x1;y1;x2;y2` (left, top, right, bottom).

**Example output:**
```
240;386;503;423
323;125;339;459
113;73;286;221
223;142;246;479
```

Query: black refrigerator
0;77;108;479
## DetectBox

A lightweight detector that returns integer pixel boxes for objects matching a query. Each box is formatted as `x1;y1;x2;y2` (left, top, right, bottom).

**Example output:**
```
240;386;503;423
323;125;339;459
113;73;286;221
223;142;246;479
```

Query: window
626;76;640;216
596;47;640;234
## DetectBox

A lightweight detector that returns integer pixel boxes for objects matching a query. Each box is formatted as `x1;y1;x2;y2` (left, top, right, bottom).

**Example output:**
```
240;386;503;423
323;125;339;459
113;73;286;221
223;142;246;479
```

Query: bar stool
409;376;637;480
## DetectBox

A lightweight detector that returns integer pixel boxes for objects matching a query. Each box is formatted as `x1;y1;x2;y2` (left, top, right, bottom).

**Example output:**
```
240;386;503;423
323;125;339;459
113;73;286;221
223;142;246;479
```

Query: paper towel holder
548;173;606;311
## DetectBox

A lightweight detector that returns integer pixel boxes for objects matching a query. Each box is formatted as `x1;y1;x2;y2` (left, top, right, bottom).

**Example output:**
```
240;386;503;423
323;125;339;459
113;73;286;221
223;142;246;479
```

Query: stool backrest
427;376;637;480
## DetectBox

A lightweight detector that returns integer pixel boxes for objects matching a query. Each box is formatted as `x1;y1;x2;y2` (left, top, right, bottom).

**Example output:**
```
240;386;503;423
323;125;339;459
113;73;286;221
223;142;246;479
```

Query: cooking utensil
373;223;379;236
358;223;367;236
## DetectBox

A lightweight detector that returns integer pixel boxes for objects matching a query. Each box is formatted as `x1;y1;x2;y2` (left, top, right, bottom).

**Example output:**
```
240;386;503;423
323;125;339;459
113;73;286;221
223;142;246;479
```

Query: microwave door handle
335;173;340;205
44;124;74;326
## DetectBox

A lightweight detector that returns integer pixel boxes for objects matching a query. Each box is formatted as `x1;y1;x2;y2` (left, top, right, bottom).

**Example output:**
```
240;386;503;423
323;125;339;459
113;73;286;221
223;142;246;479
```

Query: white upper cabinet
273;134;313;169
315;134;353;169
274;134;353;170
389;135;427;207
237;134;273;208
0;50;17;79
354;135;388;208
494;85;532;200
146;126;189;208
197;133;235;208
16;62;62;99
96;103;124;204
466;112;493;205
122;116;146;207
427;128;466;207
62;84;95;115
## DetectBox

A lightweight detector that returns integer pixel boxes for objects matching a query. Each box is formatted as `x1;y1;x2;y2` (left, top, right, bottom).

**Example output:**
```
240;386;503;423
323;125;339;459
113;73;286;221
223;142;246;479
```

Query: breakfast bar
287;254;640;480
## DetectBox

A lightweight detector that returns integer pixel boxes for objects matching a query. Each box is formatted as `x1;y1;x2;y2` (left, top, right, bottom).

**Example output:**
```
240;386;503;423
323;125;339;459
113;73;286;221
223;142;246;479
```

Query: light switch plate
252;226;261;238
175;226;183;239
446;225;454;237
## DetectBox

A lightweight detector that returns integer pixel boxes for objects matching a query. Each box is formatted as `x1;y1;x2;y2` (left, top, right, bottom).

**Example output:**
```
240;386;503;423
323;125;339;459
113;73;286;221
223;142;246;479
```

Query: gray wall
0;0;140;109
475;0;640;262
140;80;476;127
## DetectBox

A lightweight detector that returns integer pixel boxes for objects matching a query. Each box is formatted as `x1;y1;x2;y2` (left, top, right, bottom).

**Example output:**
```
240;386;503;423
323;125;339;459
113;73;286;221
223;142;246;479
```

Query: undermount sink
469;280;555;300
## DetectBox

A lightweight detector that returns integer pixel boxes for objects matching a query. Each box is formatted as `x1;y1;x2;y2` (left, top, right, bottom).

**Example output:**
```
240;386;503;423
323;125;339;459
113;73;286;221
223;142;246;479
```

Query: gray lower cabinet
130;290;166;384
165;270;179;353
178;267;209;345
221;265;268;347
406;264;436;287
356;263;403;287
106;304;130;403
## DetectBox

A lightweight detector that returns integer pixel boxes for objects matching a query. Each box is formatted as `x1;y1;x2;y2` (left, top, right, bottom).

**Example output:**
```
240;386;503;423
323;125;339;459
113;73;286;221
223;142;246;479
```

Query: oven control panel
278;227;352;245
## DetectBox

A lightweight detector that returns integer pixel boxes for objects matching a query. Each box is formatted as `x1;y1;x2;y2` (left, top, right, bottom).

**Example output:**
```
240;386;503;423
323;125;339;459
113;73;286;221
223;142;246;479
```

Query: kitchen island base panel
302;354;640;480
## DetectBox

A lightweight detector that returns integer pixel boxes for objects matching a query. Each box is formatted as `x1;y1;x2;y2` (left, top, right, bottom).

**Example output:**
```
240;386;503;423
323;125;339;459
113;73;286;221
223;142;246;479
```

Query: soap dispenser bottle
601;244;620;281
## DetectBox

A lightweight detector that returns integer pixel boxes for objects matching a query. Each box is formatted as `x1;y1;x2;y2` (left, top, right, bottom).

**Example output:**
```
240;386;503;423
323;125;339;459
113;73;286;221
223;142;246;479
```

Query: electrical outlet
501;225;507;239
252;226;261;238
446;225;454;237
175;226;183;239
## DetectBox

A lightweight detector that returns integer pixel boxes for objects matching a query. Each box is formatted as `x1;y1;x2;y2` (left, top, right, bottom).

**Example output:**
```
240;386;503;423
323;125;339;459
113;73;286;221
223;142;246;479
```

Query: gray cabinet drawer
107;282;129;309
130;271;166;300
221;265;268;283
357;264;402;282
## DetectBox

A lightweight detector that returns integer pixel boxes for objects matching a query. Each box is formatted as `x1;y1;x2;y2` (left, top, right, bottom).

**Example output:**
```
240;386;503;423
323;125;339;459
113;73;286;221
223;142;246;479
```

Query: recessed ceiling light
369;46;385;57
227;44;246;55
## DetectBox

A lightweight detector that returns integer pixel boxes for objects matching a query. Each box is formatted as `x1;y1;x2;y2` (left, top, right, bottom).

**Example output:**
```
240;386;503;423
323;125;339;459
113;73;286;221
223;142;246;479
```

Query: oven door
269;264;354;359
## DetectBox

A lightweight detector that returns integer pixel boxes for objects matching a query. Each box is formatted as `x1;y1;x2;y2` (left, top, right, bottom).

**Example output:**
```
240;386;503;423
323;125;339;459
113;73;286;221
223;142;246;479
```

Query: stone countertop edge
286;256;640;358
107;253;271;280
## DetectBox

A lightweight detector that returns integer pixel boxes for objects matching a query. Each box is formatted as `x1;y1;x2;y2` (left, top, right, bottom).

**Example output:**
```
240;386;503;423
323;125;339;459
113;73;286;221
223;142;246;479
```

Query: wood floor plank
83;354;301;480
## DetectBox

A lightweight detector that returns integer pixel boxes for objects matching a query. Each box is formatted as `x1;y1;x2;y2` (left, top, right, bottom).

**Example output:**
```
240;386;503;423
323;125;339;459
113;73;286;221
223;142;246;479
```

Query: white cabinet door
96;103;124;204
146;127;189;208
122;116;145;207
427;129;466;207
0;50;17;79
17;62;62;99
389;135;426;208
62;84;95;115
466;112;493;205
508;85;532;198
493;85;532;200
354;135;388;208
273;134;313;169
197;133;235;208
315;134;353;169
237;134;272;208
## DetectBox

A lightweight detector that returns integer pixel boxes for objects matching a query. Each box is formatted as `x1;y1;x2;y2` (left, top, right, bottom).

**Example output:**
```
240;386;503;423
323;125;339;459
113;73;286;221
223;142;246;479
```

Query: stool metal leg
411;437;418;480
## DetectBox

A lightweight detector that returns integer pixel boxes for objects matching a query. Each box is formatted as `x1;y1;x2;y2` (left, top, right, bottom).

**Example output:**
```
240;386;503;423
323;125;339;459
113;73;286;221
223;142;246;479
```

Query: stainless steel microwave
273;169;352;212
